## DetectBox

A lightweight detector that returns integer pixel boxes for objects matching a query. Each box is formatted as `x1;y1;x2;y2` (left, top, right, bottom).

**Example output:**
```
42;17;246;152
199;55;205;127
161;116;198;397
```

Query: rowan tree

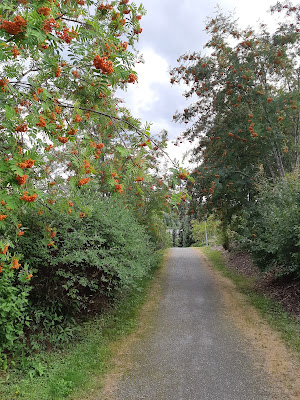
0;0;180;355
170;1;300;245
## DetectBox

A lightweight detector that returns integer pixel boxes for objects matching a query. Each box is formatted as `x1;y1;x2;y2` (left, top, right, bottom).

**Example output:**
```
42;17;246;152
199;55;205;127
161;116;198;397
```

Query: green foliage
0;251;164;400
16;196;156;316
0;0;179;367
171;1;300;226
0;194;159;359
144;213;172;250
233;172;300;278
0;268;31;358
191;215;222;246
177;216;193;248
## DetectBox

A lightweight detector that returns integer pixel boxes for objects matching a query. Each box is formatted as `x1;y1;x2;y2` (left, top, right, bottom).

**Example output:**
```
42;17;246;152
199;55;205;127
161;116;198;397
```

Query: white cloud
222;0;280;29
165;140;195;169
118;0;299;170
121;47;169;118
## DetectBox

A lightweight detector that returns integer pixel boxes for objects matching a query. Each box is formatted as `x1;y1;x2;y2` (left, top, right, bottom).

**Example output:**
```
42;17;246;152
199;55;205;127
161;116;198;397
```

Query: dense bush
18;196;156;315
144;214;172;251
0;196;158;357
233;173;300;279
0;268;31;357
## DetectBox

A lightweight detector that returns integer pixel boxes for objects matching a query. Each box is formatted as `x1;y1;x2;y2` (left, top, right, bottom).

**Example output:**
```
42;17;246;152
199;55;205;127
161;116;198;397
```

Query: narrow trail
100;248;297;400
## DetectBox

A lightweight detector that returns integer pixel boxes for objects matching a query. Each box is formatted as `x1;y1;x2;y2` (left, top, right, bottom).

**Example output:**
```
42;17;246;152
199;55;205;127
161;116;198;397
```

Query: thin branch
60;17;87;26
57;101;177;167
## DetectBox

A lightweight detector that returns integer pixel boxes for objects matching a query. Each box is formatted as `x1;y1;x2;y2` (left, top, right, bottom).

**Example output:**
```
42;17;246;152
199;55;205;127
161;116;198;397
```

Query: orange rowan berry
74;115;82;123
1;245;9;254
15;123;27;132
42;17;58;33
11;45;20;58
20;191;37;202
77;178;90;186
0;15;27;36
72;69;80;78
58;136;69;143
11;258;21;269
55;67;61;77
93;55;114;74
18;159;35;169
36;116;47;127
37;7;51;16
16;174;28;185
133;27;142;34
127;73;137;83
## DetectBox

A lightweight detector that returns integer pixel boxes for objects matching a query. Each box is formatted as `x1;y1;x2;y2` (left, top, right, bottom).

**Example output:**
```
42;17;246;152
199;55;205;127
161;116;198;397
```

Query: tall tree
170;1;300;240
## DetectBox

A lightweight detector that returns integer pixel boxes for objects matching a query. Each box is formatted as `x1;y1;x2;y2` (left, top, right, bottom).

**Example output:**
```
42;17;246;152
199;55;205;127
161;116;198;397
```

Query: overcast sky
119;0;296;165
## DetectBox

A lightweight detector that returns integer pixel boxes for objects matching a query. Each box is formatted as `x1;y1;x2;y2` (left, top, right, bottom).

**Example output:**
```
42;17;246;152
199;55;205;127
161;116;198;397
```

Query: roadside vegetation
171;1;300;281
1;0;299;397
167;1;300;352
0;251;164;399
201;247;300;356
0;0;177;394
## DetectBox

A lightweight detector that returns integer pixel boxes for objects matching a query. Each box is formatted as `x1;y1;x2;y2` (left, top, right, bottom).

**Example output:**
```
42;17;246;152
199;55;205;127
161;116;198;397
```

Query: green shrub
143;213;172;250
233;172;300;278
18;197;156;316
0;196;157;358
0;266;31;359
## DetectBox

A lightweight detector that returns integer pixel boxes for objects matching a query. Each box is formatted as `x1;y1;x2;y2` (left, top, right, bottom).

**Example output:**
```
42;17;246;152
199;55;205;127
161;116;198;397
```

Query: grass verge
200;247;300;356
0;251;165;400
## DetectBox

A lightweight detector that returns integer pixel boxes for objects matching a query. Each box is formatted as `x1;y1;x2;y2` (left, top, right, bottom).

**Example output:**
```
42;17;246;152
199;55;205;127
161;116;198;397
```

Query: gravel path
114;248;275;400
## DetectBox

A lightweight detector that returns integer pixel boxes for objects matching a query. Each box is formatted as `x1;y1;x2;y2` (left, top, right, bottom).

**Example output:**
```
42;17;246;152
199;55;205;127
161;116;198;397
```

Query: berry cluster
36;116;47;127
58;136;69;143
58;28;78;44
18;159;35;169
15;123;27;132
0;15;27;36
11;45;20;58
37;7;51;16
16;174;28;185
78;177;90;186
98;4;113;11
127;73;137;83
42;17;58;33
93;55;114;74
20;191;37;202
